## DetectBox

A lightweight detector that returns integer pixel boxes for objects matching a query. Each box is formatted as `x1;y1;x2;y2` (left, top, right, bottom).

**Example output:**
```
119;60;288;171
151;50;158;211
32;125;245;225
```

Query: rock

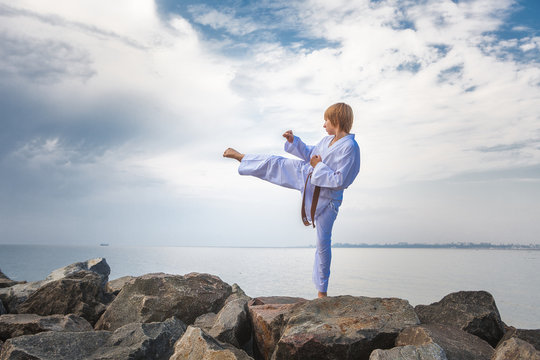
0;281;43;313
95;272;232;331
45;258;110;286
105;276;134;295
0;314;92;341
0;317;186;360
414;291;504;347
0;270;21;289
91;317;186;360
193;283;252;349
492;337;540;360
0;301;5;316
194;312;217;331
369;343;448;360
17;271;109;325
169;325;253;360
0;259;110;314
248;296;307;360
251;295;419;360
499;326;540;351
0;331;110;360
396;324;494;360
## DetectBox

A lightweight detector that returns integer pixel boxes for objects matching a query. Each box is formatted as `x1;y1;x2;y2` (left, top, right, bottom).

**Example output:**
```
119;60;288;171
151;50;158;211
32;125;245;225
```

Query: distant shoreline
1;243;539;250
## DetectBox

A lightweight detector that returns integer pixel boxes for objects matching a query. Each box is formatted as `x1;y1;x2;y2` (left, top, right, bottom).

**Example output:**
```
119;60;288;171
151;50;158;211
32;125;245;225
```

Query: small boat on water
100;243;109;247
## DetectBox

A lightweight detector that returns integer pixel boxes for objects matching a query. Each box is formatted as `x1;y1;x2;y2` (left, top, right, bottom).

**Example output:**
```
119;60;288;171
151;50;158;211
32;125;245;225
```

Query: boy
223;103;360;298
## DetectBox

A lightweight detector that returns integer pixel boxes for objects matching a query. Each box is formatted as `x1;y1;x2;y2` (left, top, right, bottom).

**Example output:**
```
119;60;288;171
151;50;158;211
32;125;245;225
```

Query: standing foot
223;148;244;162
318;291;327;298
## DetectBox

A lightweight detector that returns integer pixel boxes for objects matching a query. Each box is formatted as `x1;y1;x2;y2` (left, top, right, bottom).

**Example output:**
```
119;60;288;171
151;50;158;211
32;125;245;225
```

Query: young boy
223;103;360;298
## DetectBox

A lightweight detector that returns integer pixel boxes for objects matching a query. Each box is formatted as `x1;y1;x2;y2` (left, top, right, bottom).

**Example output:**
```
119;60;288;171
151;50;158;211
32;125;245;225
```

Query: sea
0;245;538;329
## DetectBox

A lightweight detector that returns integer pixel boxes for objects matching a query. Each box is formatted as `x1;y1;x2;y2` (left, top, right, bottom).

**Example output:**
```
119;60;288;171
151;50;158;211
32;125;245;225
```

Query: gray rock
194;312;217;332
95;272;232;331
45;258;110;286
0;281;43;313
0;259;111;314
169;325;253;360
17;271;109;325
0;317;186;360
0;331;110;360
193;284;252;349
396;324;494;360
248;296;307;360
209;297;252;348
0;314;92;341
369;343;448;360
492;337;540;360
266;296;419;360
105;276;135;295
499;326;540;351
415;291;504;347
91;317;186;360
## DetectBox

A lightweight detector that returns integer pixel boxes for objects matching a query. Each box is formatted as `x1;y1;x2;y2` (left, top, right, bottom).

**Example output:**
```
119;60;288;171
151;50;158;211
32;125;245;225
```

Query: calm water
0;245;538;329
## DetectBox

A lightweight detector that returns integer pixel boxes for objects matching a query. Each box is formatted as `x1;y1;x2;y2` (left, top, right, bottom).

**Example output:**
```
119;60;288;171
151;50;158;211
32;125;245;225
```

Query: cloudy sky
0;0;539;247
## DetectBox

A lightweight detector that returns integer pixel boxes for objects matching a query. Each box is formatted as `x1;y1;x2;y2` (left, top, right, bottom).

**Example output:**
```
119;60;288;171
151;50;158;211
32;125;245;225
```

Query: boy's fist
310;155;321;167
283;130;294;143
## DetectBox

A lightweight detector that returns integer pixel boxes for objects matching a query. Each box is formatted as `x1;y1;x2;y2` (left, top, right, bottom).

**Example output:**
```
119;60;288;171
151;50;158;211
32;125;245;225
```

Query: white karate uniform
238;134;360;293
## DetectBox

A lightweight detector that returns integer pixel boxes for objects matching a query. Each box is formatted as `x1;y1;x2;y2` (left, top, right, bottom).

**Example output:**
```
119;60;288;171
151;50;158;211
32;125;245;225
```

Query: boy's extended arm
311;145;360;190
284;135;314;162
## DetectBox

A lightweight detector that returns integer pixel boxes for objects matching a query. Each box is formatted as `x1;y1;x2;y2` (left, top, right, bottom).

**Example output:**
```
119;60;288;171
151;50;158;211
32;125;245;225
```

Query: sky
0;0;539;247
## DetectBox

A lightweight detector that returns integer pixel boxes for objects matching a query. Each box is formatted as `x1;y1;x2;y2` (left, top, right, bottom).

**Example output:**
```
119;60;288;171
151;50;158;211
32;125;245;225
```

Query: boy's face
324;117;339;135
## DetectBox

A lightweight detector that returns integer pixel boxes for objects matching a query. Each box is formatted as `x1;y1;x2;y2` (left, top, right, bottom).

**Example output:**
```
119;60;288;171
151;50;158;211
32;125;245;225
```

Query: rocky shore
0;258;539;359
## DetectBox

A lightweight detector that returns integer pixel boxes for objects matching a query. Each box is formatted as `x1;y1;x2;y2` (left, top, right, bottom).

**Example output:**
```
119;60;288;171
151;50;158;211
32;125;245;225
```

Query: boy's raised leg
223;148;244;162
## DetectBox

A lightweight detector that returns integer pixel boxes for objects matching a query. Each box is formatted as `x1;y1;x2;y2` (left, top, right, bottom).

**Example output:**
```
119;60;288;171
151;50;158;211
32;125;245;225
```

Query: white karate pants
238;154;339;293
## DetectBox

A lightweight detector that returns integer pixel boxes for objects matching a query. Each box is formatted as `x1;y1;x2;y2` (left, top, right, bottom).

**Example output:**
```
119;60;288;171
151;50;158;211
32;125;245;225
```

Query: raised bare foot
223;148;244;162
318;291;327;298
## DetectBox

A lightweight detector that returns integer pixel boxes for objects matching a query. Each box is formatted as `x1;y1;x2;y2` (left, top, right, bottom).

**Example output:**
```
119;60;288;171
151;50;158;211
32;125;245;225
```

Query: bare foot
318;291;327;298
223;148;244;162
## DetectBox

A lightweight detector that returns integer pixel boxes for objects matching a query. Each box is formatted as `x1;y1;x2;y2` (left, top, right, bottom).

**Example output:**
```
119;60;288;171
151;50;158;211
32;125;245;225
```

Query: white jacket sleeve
311;145;359;190
284;136;314;162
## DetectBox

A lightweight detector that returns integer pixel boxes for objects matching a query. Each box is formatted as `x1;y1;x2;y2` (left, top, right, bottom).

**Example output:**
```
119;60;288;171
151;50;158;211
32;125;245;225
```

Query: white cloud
1;0;539;245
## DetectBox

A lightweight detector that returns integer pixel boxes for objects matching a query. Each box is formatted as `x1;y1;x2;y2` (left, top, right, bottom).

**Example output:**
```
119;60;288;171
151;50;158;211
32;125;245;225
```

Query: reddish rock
499;326;540;351
248;296;307;359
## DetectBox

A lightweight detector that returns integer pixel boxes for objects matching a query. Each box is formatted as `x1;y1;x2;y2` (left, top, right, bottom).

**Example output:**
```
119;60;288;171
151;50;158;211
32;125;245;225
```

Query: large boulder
16;271;110;325
0;259;111;314
414;291;504;347
0;314;92;341
45;258;110;286
492;338;540;360
396;324;494;360
0;282;42;313
251;295;419;360
169;325;253;360
248;296;307;360
499;326;540;351
0;317;186;360
369;343;447;360
194;283;252;348
95;272;232;331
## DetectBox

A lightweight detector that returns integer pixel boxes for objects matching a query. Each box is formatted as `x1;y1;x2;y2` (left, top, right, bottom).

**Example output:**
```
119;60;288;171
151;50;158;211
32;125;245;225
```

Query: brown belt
301;172;321;228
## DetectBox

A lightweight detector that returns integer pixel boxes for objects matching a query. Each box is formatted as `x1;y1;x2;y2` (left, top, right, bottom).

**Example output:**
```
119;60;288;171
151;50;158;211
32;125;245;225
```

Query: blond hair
324;103;353;133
